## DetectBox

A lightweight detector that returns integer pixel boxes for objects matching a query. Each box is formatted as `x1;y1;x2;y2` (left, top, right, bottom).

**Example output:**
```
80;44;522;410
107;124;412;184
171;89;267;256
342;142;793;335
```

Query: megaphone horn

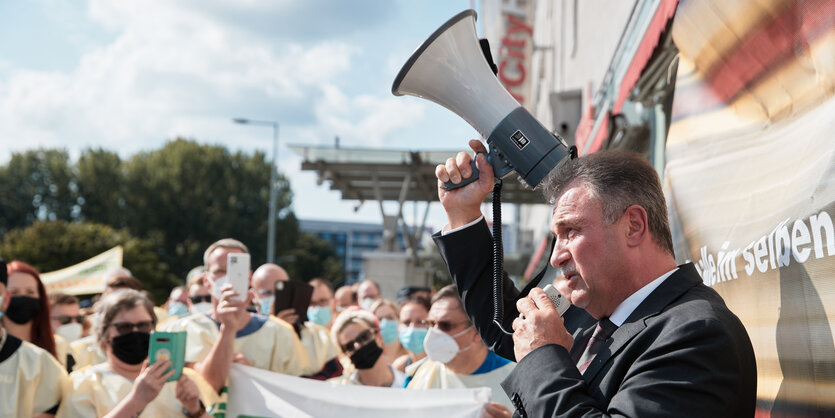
392;10;570;190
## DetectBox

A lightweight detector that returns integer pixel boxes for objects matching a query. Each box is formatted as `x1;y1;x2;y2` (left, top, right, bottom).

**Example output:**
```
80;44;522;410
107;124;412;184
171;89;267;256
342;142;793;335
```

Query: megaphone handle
441;160;480;191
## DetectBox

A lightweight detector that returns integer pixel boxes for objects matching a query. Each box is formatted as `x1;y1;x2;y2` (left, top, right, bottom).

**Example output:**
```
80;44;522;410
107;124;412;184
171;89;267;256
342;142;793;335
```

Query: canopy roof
289;144;549;205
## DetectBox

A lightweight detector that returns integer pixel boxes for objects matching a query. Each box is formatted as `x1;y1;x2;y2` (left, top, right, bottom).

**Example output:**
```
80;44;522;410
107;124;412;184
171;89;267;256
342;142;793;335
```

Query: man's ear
623;205;649;247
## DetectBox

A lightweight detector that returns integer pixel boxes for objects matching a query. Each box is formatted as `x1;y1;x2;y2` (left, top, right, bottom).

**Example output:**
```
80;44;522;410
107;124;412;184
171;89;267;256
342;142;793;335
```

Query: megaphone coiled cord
492;178;514;336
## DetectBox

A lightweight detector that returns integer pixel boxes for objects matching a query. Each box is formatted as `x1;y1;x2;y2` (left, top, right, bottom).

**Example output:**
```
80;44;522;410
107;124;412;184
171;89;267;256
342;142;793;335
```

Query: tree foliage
0;139;344;297
282;233;345;283
0;221;177;303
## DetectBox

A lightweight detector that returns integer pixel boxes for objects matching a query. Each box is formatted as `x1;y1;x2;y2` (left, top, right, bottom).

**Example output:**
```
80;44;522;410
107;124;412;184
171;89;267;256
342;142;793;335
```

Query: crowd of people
0;237;514;417
2;148;759;417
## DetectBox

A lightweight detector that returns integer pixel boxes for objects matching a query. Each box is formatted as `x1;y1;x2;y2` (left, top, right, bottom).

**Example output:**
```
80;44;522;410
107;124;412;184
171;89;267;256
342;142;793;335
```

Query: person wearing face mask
406;285;515;414
186;271;213;316
251;264;342;380
392;297;430;373
1;257;69;417
3;261;58;360
307;278;336;328
56;289;216;417
49;292;83;373
159;239;310;393
329;308;406;388
370;298;406;366
164;286;190;320
70;269;145;371
356;279;382;311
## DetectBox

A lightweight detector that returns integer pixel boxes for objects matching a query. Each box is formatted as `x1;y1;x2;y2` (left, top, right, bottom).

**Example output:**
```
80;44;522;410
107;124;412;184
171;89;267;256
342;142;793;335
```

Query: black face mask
110;332;150;365
6;296;41;325
350;340;383;370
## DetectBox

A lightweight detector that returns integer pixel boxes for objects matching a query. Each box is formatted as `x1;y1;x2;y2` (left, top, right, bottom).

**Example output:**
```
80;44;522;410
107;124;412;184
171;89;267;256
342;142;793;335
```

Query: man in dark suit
433;143;757;417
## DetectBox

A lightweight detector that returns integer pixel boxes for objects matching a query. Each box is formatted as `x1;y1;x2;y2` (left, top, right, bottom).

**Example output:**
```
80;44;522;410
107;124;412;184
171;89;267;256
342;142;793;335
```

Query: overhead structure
289;144;549;205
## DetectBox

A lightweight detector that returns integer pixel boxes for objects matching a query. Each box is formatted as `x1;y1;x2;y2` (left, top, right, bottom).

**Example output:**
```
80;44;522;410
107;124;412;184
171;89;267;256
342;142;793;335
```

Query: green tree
75;148;126;228
0;220;178;302
118;138;298;277
0;149;77;234
281;233;345;283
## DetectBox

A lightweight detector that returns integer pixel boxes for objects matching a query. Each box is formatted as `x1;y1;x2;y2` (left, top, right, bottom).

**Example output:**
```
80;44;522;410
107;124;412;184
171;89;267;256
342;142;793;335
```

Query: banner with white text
665;0;835;415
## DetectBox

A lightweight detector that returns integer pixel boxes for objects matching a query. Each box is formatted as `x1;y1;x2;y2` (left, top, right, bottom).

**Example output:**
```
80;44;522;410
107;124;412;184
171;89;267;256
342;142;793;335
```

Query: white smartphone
226;253;250;301
543;284;571;317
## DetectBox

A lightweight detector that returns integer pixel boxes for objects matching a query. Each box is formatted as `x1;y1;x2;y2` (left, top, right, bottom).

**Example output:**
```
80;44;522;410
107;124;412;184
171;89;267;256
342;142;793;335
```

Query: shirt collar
609;267;678;326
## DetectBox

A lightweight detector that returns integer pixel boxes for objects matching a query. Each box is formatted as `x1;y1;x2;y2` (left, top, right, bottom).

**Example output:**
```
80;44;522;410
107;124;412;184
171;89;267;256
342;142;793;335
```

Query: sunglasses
110;321;154;335
425;319;470;333
52;315;85;325
189;295;212;304
340;329;375;354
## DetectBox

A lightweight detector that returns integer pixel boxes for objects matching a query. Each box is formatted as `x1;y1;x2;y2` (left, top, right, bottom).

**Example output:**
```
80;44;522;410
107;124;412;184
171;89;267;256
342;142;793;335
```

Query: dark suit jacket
434;219;757;417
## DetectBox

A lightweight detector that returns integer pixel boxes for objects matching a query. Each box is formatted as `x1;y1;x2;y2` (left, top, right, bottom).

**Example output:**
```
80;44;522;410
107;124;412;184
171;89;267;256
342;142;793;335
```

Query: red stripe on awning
576;0;679;154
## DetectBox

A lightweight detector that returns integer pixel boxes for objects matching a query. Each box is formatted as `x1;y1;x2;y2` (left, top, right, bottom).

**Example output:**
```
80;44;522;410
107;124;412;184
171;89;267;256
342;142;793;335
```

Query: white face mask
56;322;83;342
359;297;376;312
192;302;212;315
423;325;475;364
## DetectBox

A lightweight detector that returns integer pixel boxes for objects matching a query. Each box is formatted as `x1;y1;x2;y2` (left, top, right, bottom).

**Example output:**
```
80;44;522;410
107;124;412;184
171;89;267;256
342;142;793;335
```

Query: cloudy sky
0;0;485;229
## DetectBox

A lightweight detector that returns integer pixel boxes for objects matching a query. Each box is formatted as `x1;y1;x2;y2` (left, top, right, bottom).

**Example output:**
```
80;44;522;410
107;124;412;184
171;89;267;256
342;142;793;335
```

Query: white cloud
0;0;360;156
314;84;425;147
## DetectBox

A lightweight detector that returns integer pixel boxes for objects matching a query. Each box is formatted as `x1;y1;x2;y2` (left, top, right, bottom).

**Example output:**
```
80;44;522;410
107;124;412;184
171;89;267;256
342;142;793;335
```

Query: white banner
41;246;123;295
226;364;490;417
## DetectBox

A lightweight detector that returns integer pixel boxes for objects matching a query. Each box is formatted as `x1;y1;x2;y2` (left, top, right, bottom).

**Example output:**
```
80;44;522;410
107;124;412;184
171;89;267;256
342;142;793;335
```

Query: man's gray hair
203;238;249;267
541;150;674;256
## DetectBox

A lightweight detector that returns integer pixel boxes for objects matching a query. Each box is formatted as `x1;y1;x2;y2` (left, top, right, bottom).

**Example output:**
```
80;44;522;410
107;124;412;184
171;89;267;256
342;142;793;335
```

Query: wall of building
482;0;638;261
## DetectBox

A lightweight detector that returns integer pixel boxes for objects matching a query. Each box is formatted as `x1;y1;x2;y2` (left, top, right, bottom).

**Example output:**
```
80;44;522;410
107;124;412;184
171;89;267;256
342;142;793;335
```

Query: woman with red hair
3;260;57;358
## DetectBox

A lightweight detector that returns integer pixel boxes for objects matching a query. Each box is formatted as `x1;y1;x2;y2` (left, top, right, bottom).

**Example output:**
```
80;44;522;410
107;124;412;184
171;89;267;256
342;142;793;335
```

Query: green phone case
148;331;186;382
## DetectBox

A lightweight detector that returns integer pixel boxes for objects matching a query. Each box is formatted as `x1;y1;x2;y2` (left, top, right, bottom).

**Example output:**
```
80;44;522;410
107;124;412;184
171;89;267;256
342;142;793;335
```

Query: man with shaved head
251;264;342;380
251;263;296;324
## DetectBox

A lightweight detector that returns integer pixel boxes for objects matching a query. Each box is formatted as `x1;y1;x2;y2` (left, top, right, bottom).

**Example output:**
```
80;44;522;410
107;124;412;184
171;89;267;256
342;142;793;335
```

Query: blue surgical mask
379;319;398;345
399;326;428;354
167;301;189;317
307;306;331;327
258;296;275;316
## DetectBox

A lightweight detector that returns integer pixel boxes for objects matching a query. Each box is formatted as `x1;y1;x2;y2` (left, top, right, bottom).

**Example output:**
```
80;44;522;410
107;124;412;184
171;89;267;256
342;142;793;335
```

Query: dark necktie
576;318;618;374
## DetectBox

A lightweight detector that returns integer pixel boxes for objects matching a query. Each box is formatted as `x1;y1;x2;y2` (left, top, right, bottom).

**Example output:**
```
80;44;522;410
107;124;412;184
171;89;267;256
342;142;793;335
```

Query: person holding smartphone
251;264;342;380
57;289;215;417
160;239;310;393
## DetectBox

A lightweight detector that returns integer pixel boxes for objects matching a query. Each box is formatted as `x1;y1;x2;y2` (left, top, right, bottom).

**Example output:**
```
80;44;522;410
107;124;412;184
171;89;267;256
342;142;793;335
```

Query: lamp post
233;118;279;264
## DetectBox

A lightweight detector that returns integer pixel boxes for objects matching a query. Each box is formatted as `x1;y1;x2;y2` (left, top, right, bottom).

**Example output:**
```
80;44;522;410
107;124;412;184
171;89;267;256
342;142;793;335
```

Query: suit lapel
581;264;702;382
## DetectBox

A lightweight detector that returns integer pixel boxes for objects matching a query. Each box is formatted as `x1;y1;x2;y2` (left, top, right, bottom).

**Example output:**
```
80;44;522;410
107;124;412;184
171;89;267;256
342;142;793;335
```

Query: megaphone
392;10;570;190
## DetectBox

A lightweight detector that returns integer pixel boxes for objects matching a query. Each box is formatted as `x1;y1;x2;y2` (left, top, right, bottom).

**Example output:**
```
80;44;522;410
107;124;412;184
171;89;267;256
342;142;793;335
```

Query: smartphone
226;252;250;301
148;331;186;382
273;281;314;322
543;284;571;317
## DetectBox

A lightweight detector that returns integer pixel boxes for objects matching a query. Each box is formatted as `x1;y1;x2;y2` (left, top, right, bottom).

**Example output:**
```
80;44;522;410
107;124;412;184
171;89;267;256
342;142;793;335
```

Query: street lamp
233;117;280;264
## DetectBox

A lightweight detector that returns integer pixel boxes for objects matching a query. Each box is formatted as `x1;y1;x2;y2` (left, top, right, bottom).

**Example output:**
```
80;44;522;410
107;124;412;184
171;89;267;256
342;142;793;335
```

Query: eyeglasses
339;329;375;354
52;315;85;325
425;319;470;333
189;295;211;304
110;321;154;335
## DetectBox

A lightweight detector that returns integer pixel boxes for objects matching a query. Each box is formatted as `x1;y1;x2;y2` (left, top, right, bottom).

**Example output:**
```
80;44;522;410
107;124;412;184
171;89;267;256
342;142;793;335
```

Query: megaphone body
392;10;569;189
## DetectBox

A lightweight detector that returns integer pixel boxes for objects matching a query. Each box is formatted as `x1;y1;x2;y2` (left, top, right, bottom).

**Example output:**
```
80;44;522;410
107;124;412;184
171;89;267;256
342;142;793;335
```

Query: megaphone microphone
392;9;571;190
393;10;577;338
